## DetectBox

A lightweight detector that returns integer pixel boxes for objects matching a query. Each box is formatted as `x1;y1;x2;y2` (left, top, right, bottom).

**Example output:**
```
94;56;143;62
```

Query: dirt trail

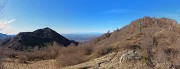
3;52;119;69
62;52;120;69
3;59;57;69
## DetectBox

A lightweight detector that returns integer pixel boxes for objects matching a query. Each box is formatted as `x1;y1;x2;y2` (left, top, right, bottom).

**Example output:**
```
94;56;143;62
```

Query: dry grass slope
1;17;180;69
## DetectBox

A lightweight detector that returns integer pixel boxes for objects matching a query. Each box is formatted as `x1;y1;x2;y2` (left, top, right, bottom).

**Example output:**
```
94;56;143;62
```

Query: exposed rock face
2;27;77;50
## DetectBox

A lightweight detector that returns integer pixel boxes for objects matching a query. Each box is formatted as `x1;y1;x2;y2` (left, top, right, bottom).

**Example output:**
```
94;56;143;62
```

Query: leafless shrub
124;44;141;50
82;45;93;55
0;0;8;68
164;48;178;56
16;42;62;62
0;47;5;69
25;51;46;61
56;46;87;68
18;54;28;63
4;48;18;58
31;44;61;60
94;45;114;57
57;53;86;68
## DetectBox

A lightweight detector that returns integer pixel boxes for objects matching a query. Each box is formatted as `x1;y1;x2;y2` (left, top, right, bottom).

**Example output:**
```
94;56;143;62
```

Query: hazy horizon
0;0;180;34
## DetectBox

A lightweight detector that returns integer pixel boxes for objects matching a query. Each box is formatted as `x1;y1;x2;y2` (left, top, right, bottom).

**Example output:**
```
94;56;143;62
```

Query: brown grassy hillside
2;17;180;69
75;16;180;69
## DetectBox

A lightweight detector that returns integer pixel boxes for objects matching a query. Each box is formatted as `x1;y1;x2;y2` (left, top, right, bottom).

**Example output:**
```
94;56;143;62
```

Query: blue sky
1;0;180;34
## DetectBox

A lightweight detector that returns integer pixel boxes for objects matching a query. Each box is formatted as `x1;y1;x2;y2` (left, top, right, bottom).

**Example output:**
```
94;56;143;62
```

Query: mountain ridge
74;16;180;68
0;33;11;40
1;27;78;50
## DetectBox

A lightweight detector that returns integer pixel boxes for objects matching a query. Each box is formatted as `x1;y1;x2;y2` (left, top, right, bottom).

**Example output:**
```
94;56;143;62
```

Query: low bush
56;46;88;68
17;43;61;62
18;54;28;63
0;47;5;69
82;45;93;55
94;45;114;57
57;53;86;67
1;41;115;68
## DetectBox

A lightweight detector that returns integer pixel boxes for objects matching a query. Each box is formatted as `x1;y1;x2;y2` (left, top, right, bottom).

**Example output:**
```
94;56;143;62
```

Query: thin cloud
6;19;15;24
0;19;15;30
0;19;15;25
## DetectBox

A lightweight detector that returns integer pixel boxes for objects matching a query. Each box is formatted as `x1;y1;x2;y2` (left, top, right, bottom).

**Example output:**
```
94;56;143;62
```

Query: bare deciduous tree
0;0;9;31
0;0;7;69
0;0;7;18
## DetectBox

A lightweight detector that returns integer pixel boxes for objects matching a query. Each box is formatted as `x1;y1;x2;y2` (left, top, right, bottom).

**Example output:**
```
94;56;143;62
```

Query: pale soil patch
3;59;57;69
2;52;120;69
61;52;119;69
2;51;164;69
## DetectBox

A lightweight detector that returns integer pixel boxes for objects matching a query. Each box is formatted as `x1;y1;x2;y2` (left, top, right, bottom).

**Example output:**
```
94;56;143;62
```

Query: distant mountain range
0;32;103;43
0;33;13;40
62;33;103;42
